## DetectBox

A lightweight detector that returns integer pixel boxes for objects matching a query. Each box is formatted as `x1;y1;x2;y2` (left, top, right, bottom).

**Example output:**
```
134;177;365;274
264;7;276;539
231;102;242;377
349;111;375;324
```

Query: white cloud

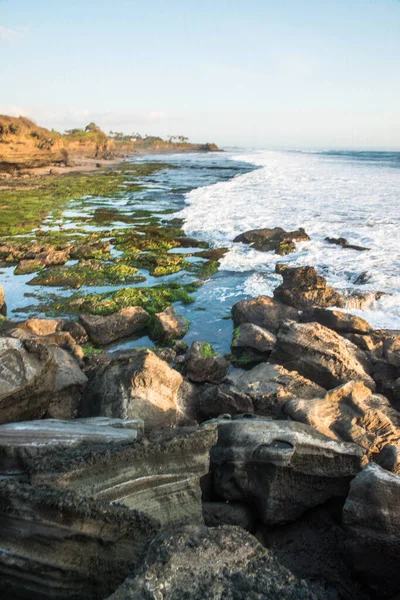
0;25;28;42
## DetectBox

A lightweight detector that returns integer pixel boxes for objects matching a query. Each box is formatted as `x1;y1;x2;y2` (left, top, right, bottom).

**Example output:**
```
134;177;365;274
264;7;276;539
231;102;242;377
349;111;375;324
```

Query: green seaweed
27;260;145;288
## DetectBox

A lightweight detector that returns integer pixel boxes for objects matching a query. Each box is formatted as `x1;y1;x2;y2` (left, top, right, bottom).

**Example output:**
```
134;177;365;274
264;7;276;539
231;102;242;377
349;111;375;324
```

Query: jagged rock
149;305;189;343
233;226;309;254
231;323;276;365
107;524;326;600
0;285;6;316
81;349;187;431
272;320;376;390
274;265;345;309
29;424;217;527
376;444;400;474
345;332;383;359
325;237;369;252
184;341;229;384
284;380;400;456
383;333;400;368
259;500;369;600
343;463;400;598
210;416;365;524
232;295;300;333
202;502;255;532
0;338;58;424
79;306;150;345
0;417;143;480
301;307;372;335
344;290;386;310
0;481;159;600
224;363;325;418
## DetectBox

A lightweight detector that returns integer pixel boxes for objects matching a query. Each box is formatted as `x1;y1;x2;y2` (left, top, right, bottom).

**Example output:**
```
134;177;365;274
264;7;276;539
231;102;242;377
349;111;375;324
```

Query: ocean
2;148;399;353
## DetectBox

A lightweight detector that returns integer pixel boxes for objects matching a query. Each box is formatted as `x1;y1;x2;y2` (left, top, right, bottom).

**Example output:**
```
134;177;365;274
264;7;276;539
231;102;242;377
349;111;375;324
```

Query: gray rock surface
29;424;218;527
107;524;326;600
232;295;300;333
0;481;158;600
210;416;365;524
343;463;400;598
79;306;150;345
272;320;376;390
202;502;255;531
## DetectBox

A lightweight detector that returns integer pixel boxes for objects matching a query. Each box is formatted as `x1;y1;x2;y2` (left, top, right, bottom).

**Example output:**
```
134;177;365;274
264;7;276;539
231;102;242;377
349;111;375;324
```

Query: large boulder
301;308;372;335
284;380;400;457
0;285;6;316
184;342;230;384
232;295;300;333
233;226;310;255
108;525;326;600
0;338;58;424
0;481;159;600
149;306;189;343
272;320;376;390
0;417;143;480
203;363;325;417
343;463;400;598
79;306;150;345
274;265;345;309
29;424;218;527
210;416;365;524
81;349;187;431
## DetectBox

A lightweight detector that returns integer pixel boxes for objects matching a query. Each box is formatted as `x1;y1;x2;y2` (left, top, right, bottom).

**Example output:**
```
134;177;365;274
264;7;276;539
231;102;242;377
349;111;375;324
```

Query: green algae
201;342;217;358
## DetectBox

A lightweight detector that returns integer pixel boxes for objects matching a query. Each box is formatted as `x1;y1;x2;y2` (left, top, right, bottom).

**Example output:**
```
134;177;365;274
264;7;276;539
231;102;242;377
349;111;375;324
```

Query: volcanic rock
108;524;325;600
210;416;365;524
272;320;376;390
232;295;300;333
79;306;150;345
274;264;345;309
0;481;159;600
343;463;400;598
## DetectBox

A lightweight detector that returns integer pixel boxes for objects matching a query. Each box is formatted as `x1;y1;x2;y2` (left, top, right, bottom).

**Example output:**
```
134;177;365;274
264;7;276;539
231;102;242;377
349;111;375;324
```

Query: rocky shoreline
0;236;399;599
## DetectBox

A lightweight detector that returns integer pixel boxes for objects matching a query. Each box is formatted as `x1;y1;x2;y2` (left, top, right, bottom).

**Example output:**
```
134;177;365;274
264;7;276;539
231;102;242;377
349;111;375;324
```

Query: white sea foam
179;149;400;329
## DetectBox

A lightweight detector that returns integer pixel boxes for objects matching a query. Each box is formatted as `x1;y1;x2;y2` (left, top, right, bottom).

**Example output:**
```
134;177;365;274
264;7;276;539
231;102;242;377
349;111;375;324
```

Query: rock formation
184;341;230;384
232;295;300;333
79;306;150;345
274;264;345;309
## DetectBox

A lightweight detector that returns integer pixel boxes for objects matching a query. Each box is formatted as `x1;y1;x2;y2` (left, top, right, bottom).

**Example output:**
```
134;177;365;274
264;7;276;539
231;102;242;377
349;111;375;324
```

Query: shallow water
1;149;399;354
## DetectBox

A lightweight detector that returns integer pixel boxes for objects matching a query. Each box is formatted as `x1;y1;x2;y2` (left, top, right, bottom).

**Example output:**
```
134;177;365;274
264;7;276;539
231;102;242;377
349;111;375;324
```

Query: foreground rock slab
284;380;400;456
274;264;345;309
79;306;150;345
272;320;376;390
343;463;400;598
29;424;217;527
0;482;159;600
108;524;325;600
210;416;365;524
0;417;143;480
81;349;186;431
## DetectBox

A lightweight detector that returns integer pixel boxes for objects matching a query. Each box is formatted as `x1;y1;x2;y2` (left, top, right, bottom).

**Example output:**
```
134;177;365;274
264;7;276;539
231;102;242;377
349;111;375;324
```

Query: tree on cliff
85;122;101;133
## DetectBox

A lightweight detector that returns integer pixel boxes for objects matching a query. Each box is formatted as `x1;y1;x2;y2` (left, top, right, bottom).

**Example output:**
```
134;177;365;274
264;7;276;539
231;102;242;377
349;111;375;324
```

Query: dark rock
0;285;6;317
79;306;150;345
343;463;400;598
301;307;372;335
274;265;345;309
202;502;255;532
149;305;189;343
231;323;276;365
284;380;400;457
0;481;158;600
210;416;365;524
184;341;230;384
234;226;310;254
272;320;376;390
61;319;89;344
325;237;369;252
29;424;218;527
81;349;187;431
376;444;400;474
108;524;326;600
232;295;300;333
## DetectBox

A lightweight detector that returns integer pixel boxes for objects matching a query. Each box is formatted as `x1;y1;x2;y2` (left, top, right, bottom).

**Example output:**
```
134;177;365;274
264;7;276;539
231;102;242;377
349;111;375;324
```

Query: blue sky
1;0;399;148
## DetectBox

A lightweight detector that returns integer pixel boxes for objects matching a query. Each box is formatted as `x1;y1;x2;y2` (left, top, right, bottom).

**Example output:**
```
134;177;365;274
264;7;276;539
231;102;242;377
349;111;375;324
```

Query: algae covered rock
184;341;230;384
79;306;150;345
108;524;325;600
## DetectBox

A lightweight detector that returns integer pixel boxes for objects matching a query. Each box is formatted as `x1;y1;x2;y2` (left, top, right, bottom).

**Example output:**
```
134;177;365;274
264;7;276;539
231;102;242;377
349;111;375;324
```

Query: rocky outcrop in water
326;236;369;252
0;481;159;600
149;305;189;343
79;306;150;345
210;416;365;525
274;264;345;309
233;226;310;255
108;524;325;600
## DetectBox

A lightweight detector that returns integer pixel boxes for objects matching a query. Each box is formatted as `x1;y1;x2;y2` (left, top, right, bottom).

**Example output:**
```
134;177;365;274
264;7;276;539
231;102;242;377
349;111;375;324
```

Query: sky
0;0;399;149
